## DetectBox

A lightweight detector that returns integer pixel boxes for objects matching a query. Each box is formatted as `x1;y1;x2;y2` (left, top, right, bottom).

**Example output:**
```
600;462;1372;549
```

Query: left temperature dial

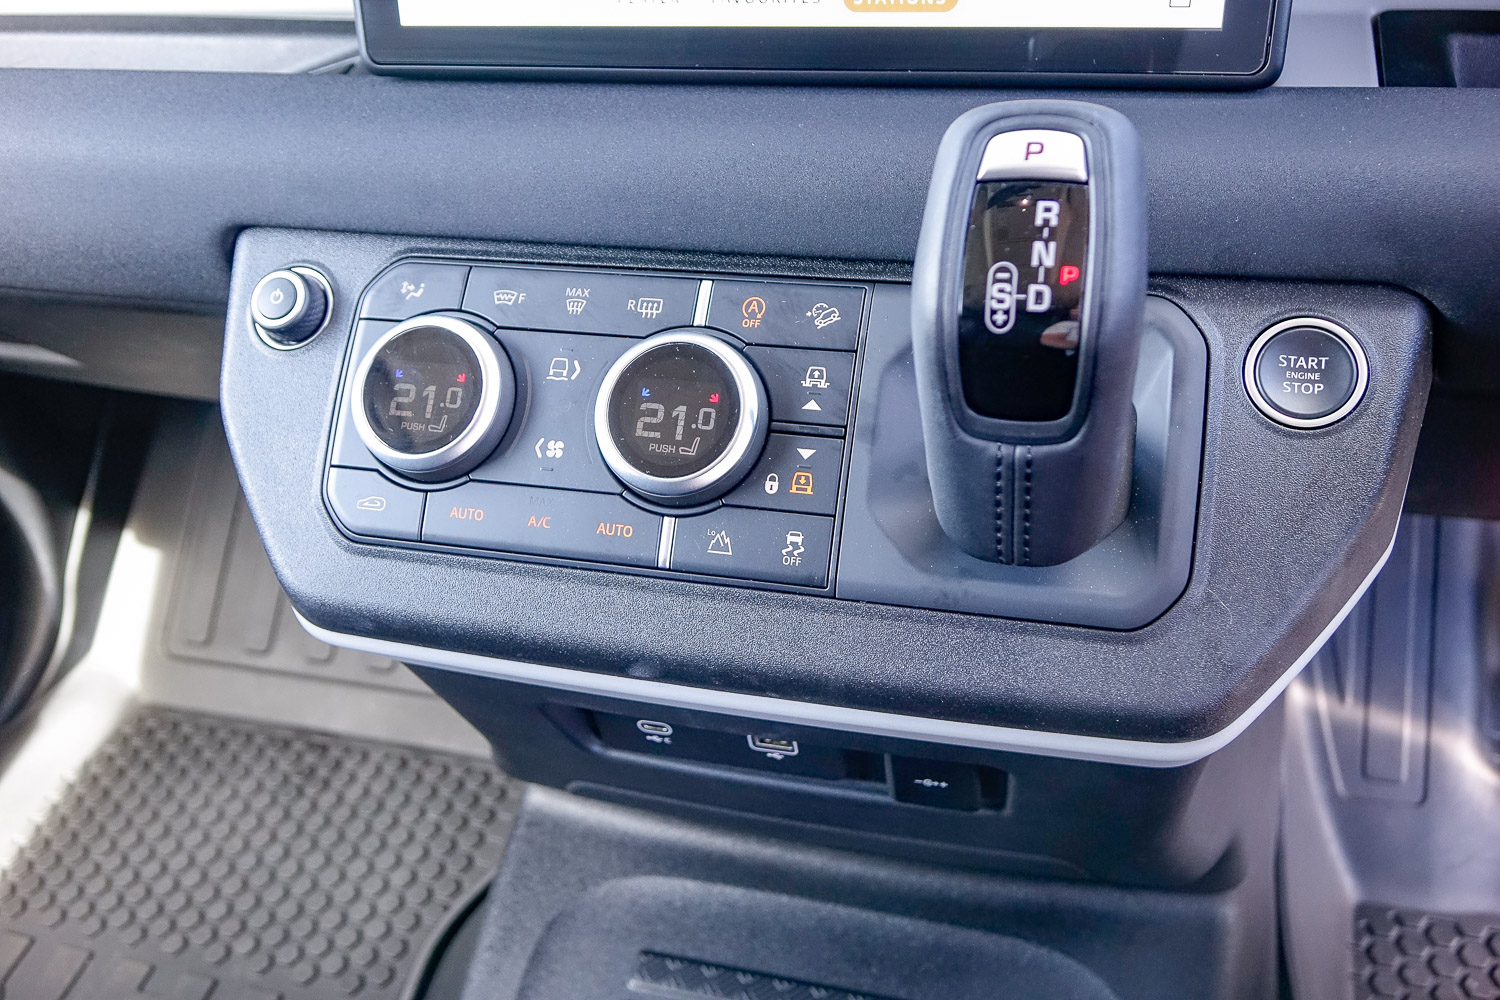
351;315;516;482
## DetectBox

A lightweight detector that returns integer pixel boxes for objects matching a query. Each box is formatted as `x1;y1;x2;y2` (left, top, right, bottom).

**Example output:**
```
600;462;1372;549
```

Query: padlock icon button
763;473;780;495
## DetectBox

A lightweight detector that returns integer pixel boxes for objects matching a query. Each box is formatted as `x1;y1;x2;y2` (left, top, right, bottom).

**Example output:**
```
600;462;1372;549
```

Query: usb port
636;720;674;737
747;735;799;759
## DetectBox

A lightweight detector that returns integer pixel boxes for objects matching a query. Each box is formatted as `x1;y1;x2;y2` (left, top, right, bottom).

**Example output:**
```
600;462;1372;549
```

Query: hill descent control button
1244;318;1368;429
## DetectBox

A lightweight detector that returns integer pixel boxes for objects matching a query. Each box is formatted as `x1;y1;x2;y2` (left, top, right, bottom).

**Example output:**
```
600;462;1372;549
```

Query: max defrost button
463;267;697;336
1245;318;1368;429
327;468;424;541
670;507;834;587
422;482;661;567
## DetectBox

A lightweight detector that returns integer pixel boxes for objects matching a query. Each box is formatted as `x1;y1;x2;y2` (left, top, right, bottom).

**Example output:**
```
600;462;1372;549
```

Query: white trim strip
693;279;713;327
296;525;1397;769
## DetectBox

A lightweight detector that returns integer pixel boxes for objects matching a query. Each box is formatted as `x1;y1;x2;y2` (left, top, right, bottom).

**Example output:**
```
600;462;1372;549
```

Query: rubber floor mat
0;708;516;1000
1355;904;1500;1000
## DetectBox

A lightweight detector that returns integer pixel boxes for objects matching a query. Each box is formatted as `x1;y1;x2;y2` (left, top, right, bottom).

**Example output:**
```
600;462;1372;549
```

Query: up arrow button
746;346;854;427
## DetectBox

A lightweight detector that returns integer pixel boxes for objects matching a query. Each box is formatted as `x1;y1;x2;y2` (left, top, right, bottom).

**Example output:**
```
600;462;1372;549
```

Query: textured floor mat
133;414;488;758
0;708;516;1000
630;953;902;1000
1355;904;1500;1000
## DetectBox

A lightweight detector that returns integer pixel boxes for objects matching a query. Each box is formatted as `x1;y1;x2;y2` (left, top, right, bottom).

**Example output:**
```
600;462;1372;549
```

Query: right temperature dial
594;329;770;507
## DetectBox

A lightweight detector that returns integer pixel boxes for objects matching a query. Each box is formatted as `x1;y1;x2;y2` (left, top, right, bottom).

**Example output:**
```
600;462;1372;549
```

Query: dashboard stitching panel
995;444;1006;563
1022;446;1034;566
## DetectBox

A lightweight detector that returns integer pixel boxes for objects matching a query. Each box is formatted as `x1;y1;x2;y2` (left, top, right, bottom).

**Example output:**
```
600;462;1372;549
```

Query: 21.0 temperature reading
636;401;717;458
389;382;465;433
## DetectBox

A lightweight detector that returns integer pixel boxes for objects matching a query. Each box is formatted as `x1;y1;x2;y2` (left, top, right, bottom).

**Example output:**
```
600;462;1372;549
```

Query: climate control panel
322;260;865;591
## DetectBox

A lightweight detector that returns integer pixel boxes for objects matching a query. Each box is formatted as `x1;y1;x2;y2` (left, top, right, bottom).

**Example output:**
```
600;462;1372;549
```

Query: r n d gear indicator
961;180;1090;423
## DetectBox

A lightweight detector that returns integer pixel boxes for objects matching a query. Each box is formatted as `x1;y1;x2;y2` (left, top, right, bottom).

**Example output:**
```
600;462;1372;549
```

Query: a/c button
421;482;661;567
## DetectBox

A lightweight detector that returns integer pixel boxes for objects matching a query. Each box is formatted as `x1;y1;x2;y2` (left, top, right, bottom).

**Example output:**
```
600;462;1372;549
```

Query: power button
1244;318;1368;429
250;267;332;350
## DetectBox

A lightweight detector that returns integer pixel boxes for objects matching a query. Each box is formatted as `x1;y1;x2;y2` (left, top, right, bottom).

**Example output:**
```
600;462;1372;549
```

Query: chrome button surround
251;266;333;350
1243;317;1369;430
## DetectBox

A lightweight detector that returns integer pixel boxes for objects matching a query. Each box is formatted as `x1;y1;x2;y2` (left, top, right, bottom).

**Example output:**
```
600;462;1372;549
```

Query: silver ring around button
1243;317;1369;430
251;266;333;352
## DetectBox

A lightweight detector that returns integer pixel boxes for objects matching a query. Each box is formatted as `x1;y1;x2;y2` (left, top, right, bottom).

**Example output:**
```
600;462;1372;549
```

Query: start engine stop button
1244;318;1368;429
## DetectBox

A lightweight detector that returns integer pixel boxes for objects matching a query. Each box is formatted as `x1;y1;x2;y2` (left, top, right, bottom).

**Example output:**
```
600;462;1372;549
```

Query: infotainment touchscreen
357;0;1284;85
396;0;1227;31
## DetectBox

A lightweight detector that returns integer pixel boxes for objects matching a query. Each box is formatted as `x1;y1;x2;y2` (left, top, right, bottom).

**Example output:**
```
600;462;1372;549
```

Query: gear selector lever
911;101;1147;567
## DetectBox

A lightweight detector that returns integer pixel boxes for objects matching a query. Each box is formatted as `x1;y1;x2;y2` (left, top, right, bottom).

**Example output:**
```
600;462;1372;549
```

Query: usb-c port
747;735;799;758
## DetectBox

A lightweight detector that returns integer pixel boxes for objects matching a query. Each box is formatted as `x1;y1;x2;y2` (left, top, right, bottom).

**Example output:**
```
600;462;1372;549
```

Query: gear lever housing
911;101;1147;567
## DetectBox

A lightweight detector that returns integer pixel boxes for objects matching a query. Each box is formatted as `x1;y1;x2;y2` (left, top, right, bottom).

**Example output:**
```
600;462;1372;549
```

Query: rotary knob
351;314;516;482
250;267;332;348
595;329;769;506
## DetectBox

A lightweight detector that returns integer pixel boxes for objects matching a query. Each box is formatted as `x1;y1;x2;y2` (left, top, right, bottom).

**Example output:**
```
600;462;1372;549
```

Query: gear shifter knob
911;101;1147;567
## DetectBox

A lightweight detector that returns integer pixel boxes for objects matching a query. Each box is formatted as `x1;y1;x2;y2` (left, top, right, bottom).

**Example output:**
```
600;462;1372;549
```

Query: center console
216;100;1431;999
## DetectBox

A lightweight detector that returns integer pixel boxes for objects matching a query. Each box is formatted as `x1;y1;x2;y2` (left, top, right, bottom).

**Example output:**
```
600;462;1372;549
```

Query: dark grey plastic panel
0;74;1494;386
513;880;1120;1000
839;291;1204;628
456;788;1278;1000
416;666;1285;888
222;227;1428;747
1281;516;1500;1000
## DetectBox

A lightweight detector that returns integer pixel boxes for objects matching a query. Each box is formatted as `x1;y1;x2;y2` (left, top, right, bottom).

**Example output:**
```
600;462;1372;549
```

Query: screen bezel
356;0;1286;85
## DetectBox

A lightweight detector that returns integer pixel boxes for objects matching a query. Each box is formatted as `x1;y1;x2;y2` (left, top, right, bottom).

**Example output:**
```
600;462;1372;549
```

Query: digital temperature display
362;325;483;454
607;341;740;479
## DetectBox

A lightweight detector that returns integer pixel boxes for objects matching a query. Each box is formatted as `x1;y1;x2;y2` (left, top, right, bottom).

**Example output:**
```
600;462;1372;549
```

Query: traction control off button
670;507;833;587
1245;318;1368;429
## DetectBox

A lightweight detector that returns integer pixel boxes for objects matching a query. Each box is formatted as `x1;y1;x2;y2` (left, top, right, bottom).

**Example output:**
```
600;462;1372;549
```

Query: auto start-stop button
1244;318;1368;429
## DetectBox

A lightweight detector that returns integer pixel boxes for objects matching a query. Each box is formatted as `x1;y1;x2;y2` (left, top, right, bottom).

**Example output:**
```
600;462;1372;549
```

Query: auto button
422;482;661;567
